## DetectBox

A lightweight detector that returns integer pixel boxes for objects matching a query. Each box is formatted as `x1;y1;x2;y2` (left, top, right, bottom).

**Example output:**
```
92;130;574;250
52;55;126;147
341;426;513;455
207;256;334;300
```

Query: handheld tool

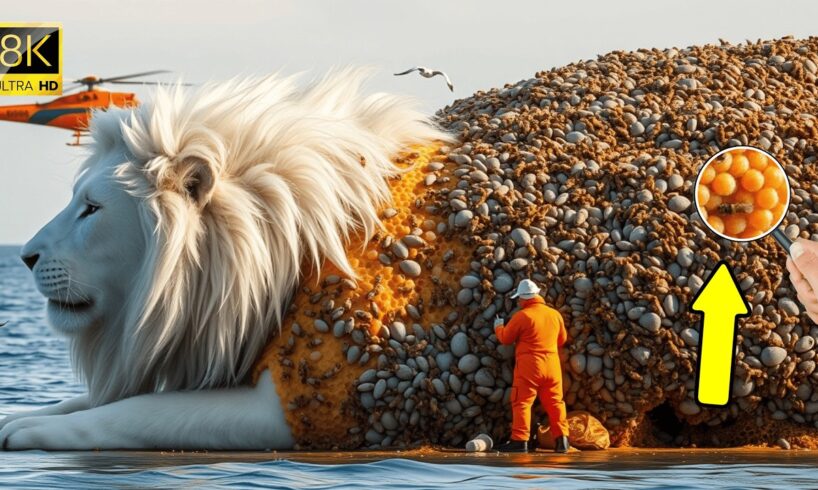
771;228;792;254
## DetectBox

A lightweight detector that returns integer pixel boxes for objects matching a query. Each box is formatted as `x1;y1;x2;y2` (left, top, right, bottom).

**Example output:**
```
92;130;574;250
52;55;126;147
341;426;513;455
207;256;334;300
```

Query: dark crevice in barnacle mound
647;401;687;445
427;36;818;448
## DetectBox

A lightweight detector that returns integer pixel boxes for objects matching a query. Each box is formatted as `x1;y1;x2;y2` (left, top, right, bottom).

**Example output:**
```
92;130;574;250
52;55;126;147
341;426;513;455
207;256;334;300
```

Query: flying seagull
0;321;6;327
394;66;454;92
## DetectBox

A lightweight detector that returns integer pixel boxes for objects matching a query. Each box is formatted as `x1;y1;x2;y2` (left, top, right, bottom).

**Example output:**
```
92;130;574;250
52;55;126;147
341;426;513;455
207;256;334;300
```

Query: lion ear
179;156;217;208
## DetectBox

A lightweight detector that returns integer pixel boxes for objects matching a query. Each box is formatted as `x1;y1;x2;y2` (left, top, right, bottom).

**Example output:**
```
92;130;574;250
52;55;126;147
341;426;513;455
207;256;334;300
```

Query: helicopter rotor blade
106;80;196;86
61;84;86;94
98;70;171;83
67;71;192;90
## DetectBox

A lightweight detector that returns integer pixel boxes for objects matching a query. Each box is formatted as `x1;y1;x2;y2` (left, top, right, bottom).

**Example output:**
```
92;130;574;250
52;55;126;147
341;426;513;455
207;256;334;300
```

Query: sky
2;0;818;244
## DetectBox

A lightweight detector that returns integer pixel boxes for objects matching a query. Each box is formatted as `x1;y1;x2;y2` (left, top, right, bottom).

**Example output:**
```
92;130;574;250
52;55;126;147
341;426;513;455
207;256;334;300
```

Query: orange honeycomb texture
252;142;474;448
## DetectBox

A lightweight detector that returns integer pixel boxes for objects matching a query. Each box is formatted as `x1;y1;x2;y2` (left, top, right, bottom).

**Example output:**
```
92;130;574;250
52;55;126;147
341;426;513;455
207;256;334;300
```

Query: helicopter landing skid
67;130;90;146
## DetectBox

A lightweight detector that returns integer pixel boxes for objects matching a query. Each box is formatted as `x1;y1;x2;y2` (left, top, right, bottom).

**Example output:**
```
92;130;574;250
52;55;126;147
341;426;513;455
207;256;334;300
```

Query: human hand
493;316;504;328
786;238;818;323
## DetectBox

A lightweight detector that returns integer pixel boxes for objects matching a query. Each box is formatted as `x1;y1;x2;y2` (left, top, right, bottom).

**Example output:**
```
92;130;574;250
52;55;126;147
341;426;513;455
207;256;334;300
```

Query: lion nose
22;253;40;271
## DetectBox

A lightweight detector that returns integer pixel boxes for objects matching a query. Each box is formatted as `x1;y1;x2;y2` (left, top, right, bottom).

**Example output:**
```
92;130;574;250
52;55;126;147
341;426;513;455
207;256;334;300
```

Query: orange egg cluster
696;147;788;239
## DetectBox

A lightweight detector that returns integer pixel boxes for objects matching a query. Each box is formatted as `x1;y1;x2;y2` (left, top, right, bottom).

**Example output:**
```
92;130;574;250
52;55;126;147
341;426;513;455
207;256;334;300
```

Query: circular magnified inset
694;146;790;241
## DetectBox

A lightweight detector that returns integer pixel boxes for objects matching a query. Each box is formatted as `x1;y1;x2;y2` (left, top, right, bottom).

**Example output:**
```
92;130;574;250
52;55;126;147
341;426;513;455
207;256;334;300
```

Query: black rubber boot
496;440;528;453
529;422;541;451
554;435;570;453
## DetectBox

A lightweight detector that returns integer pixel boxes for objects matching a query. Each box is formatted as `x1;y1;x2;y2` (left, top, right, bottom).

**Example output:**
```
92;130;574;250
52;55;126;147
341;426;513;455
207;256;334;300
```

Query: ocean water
1;244;816;489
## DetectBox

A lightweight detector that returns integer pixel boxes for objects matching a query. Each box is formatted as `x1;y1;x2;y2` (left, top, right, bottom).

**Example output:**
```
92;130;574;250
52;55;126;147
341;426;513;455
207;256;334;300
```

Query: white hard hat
510;279;540;298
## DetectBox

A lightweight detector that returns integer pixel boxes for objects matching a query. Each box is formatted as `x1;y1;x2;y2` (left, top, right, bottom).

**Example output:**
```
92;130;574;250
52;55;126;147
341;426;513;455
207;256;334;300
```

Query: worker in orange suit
493;279;570;453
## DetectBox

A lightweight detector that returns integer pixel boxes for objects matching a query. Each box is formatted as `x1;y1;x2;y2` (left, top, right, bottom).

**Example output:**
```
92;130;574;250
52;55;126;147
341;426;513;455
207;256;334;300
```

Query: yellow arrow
689;260;750;406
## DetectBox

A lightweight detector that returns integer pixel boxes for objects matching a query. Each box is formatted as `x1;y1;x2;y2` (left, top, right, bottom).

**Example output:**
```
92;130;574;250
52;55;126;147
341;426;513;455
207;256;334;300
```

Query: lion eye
80;203;100;219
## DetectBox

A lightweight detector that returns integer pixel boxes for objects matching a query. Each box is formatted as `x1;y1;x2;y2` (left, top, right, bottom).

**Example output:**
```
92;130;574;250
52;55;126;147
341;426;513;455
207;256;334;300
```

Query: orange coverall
494;296;569;442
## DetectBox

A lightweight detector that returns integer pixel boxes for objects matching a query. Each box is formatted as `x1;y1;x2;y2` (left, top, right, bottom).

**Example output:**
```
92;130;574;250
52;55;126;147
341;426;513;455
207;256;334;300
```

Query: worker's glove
493;316;504;328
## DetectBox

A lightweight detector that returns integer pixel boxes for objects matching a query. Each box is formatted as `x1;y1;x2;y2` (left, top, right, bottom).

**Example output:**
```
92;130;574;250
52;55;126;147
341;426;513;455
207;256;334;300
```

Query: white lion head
22;68;450;406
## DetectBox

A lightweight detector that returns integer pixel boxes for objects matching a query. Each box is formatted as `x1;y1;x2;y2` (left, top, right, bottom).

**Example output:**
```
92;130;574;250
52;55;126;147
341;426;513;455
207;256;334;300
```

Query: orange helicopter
0;70;185;145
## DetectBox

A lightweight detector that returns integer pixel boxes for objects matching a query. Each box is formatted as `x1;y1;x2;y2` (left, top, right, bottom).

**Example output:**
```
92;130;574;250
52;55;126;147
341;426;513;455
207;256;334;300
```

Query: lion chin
1;67;451;451
46;297;96;334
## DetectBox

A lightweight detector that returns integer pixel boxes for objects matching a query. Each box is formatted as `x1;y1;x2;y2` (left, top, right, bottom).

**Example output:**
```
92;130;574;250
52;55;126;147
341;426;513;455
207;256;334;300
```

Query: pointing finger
790;239;818;292
786;257;804;283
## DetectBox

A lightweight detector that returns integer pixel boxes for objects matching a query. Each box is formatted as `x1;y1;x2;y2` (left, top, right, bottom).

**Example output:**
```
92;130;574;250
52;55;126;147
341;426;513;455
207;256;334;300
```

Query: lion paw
0;414;95;450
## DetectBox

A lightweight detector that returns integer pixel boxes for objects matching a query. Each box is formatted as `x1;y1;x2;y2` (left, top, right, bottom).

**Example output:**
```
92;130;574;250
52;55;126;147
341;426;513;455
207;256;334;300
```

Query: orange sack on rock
495;296;569;442
538;411;610;450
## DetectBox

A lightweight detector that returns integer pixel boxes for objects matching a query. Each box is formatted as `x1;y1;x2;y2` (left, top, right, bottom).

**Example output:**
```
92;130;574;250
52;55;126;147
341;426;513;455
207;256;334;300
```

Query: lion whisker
65;275;101;301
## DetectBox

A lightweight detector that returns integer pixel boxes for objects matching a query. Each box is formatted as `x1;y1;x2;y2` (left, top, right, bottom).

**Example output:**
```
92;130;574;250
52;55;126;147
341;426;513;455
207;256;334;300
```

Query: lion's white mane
73;68;451;406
